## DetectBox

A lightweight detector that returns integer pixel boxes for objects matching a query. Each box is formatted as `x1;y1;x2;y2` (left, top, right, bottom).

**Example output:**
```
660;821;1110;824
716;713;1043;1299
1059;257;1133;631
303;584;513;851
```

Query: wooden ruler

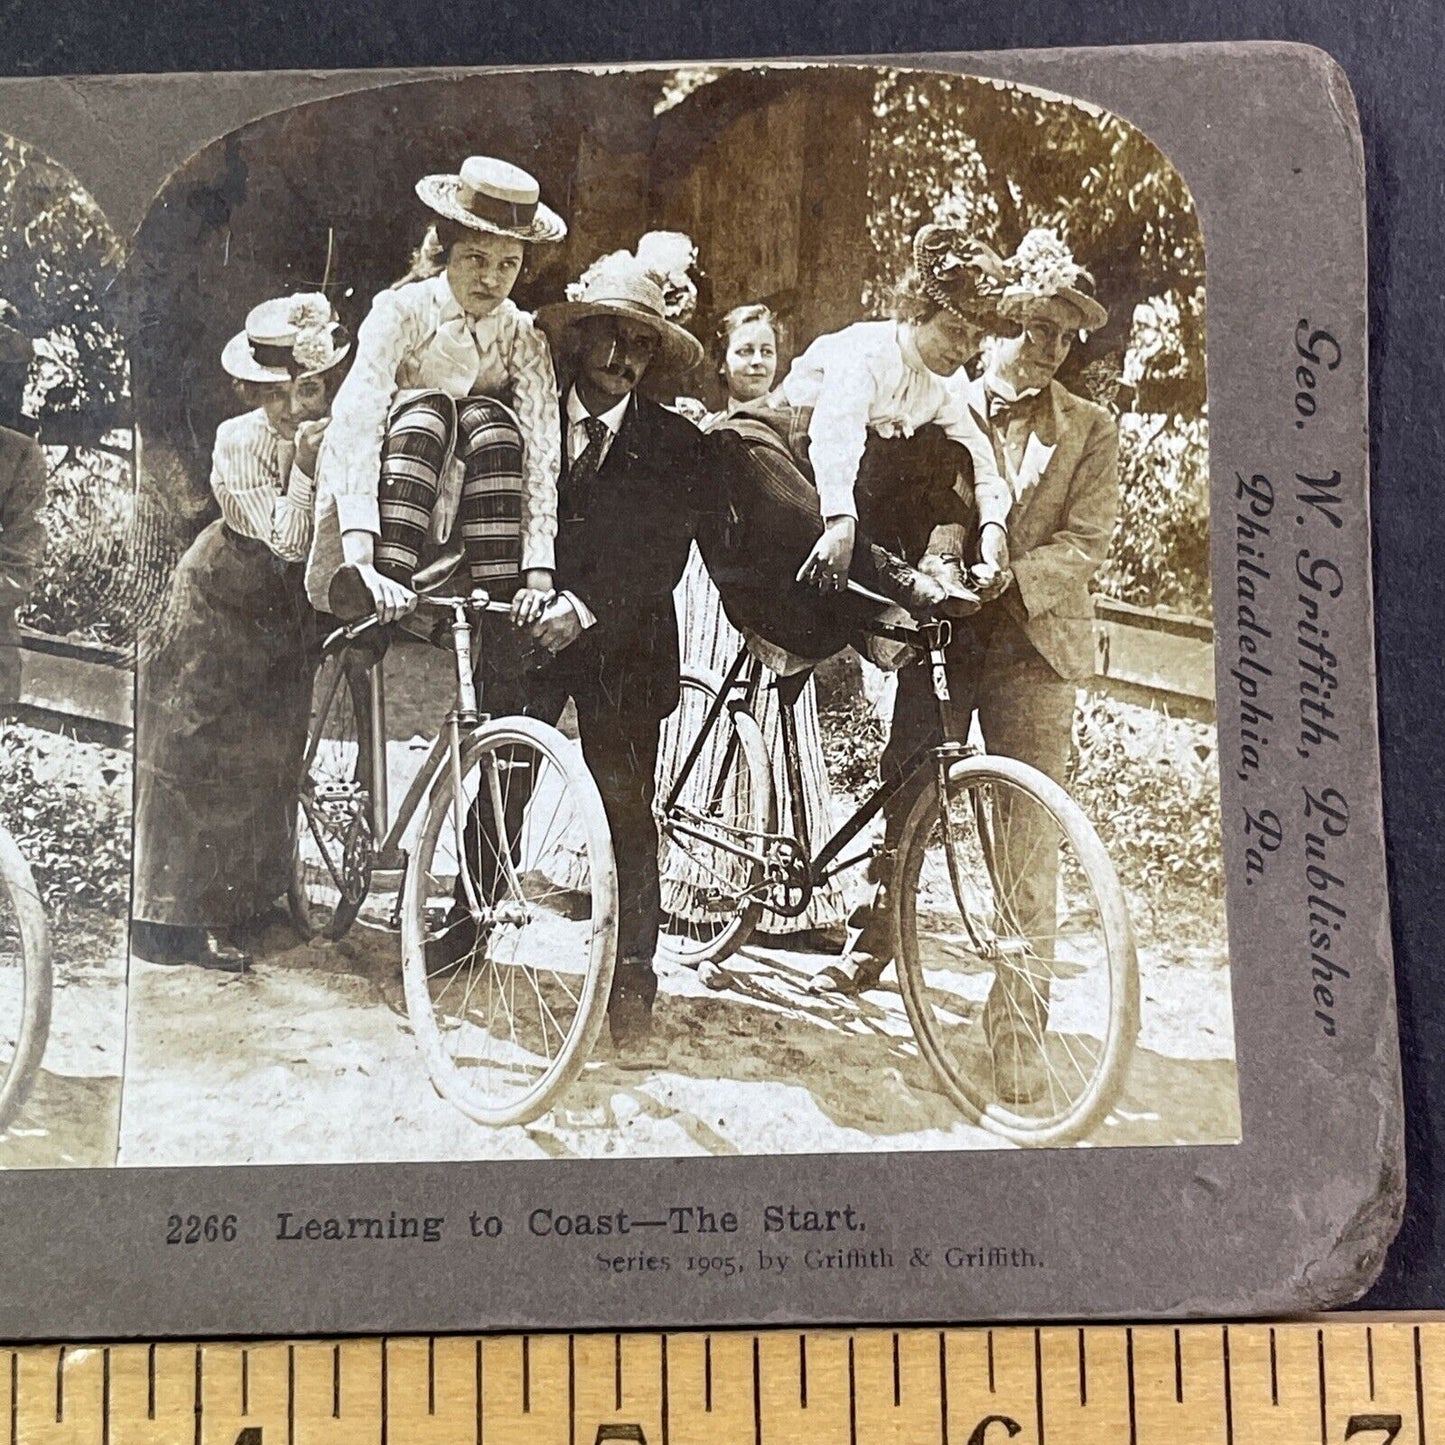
3;1321;1441;1444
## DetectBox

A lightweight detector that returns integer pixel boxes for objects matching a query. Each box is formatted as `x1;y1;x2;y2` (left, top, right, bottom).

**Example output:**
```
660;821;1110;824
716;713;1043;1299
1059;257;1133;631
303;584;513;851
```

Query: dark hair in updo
392;217;529;289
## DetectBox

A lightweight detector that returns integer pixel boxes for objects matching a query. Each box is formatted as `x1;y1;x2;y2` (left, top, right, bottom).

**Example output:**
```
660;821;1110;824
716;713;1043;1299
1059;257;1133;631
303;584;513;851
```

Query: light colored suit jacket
967;375;1119;682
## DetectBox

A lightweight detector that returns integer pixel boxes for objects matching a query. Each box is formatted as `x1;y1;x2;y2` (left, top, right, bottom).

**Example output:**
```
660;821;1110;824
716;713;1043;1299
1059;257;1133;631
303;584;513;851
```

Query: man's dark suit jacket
552;390;732;721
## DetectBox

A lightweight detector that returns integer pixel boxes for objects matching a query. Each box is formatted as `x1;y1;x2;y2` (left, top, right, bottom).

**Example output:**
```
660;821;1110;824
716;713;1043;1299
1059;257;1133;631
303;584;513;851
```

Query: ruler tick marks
569;1335;576;1445
55;1343;64;1422
1367;1326;1376;1399
1417;1325;1428;1445
1317;1329;1328;1445
1270;1328;1279;1405
101;1349;110;1445
1034;1329;1046;1445
892;1332;901;1408
939;1332;949;1445
1078;1328;1087;1406
522;1336;531;1413
428;1336;436;1416
799;1334;808;1408
147;1342;156;1419
242;1347;250;1415
704;1336;712;1412
752;1336;762;1445
287;1344;296;1445
332;1343;341;1419
1126;1328;1137;1445
661;1333;671;1445
7;1350;14;1445
847;1337;857;1445
193;1347;203;1445
381;1337;389;1445
987;1330;995;1394
475;1338;484;1445
615;1333;622;1411
1174;1327;1183;1403
1223;1327;1234;1445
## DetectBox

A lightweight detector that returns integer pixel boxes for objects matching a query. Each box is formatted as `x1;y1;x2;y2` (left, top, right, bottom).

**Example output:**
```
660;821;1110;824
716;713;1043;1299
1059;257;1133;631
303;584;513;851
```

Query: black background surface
0;0;1438;1312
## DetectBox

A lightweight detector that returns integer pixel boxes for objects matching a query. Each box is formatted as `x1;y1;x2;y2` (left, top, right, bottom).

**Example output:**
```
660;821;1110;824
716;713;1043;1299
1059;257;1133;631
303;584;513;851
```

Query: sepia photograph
103;61;1237;1168
0;132;132;1168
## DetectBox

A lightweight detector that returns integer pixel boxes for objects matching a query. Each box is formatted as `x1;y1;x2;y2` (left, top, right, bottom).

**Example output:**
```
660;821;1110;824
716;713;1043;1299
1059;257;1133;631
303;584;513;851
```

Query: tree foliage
0;136;127;433
865;70;1206;417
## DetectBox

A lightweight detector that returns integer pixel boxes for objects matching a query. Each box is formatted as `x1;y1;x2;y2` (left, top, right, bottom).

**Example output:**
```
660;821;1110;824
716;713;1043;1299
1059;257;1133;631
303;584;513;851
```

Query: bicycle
288;554;618;1128
0;823;51;1134
655;601;1139;1147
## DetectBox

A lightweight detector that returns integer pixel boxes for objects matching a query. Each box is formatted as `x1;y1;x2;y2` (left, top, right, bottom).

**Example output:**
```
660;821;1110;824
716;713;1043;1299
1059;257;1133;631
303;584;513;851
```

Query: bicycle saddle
411;547;467;596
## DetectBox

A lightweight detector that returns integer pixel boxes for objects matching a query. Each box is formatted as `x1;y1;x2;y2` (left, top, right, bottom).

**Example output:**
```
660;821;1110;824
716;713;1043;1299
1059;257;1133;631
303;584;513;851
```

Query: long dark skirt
133;521;321;928
698;410;978;662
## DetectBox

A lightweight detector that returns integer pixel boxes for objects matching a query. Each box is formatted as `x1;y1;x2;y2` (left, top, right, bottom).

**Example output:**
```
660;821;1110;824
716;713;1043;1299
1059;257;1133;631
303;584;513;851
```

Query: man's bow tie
985;388;1040;427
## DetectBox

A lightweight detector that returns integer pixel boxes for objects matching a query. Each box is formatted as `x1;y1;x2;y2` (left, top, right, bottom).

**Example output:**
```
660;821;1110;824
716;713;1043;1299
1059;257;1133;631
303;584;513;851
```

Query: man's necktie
563;415;611;520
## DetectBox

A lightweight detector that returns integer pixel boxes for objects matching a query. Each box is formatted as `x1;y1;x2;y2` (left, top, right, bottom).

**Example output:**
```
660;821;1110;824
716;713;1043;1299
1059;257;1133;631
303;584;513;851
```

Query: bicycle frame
663;612;975;914
326;592;515;887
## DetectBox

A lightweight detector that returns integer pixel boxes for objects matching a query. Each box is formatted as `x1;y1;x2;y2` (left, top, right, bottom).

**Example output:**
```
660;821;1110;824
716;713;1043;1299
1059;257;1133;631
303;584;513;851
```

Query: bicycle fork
446;602;486;920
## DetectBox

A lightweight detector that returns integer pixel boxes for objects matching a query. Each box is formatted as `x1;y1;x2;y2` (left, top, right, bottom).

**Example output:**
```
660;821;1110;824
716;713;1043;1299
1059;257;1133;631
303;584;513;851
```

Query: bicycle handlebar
325;590;515;649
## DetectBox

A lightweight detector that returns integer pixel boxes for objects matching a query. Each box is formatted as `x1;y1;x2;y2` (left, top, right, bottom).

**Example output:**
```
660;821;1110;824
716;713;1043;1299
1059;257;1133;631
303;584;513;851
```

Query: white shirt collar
566;385;631;435
983;368;1043;404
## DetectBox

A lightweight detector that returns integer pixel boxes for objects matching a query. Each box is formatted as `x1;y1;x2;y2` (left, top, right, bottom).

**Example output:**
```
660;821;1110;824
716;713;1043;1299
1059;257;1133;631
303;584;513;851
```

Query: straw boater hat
537;245;705;378
997;227;1110;335
414;156;567;245
221;293;351;384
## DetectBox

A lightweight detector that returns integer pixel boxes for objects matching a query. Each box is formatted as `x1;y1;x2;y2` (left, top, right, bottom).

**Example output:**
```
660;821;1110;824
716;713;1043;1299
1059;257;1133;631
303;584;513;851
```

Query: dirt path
117;905;1238;1166
0;911;127;1168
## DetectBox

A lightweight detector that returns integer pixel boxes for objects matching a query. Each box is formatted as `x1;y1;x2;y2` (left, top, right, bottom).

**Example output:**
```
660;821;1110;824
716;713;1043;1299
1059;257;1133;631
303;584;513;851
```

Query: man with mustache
432;244;726;1049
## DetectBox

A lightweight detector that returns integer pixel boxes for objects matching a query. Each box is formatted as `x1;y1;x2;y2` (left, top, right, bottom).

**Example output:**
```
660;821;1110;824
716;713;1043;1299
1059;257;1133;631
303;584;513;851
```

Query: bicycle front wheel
290;649;375;942
0;828;51;1134
401;716;618;1127
655;670;775;968
895;753;1138;1147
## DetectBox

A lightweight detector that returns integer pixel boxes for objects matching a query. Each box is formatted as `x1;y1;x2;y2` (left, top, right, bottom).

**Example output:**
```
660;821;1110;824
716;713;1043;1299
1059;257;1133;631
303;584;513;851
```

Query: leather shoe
607;961;658;1048
866;544;948;613
989;1021;1049;1107
132;923;251;974
424;911;491;977
915;554;982;618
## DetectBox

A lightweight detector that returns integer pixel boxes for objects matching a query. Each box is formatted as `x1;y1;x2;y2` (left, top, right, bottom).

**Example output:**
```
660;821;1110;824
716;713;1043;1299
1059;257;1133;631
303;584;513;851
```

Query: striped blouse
210;408;316;563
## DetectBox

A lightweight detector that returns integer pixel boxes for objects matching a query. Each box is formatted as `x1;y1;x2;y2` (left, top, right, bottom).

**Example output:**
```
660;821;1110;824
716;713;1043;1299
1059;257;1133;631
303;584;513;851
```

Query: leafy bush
1096;412;1212;619
1068;694;1222;925
0;722;130;917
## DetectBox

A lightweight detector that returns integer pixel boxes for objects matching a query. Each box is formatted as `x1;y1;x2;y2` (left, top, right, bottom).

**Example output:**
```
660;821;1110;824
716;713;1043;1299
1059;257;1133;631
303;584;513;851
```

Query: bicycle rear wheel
290;649;375;942
401;716;618;1127
0;828;51;1134
895;753;1138;1146
656;670;774;968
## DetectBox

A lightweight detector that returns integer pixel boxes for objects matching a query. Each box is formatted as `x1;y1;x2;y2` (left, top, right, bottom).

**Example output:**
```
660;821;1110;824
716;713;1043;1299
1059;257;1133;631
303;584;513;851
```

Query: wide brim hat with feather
996;227;1110;334
536;246;705;379
912;224;1014;325
415;156;567;245
221;293;351;384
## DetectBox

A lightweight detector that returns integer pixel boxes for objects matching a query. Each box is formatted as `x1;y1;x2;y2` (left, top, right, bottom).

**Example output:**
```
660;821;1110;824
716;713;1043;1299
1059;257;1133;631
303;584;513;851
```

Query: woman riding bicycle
306;156;568;637
699;221;1017;672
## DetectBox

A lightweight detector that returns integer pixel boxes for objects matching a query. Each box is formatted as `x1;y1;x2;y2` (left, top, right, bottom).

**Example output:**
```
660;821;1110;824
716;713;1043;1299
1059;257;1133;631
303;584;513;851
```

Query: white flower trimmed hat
415;156;567;245
221;293;351;384
998;228;1110;334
